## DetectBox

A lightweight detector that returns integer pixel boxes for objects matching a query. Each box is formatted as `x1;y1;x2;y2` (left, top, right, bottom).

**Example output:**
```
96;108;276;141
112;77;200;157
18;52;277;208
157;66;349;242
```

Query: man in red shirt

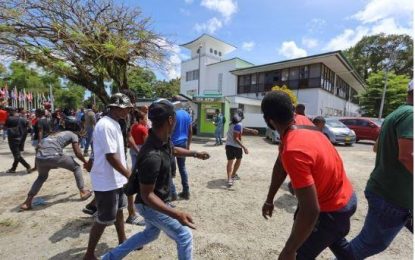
261;91;356;260
128;110;149;169
0;105;8;141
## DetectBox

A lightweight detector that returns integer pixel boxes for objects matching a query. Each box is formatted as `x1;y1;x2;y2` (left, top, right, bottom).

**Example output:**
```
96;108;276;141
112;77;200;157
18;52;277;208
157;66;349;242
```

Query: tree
7;62;48;93
271;85;298;105
359;71;410;117
54;81;85;110
127;67;157;98
343;34;413;80
154;78;180;98
0;0;170;103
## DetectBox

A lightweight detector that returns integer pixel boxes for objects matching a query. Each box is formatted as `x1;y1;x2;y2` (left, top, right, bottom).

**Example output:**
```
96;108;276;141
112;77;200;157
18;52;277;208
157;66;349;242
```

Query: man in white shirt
84;93;134;260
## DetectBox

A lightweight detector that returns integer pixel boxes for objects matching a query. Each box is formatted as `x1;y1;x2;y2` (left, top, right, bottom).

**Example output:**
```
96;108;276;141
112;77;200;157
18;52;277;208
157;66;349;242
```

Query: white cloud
241;41;255;51
201;0;237;21
324;0;413;51
278;41;307;59
306;18;326;34
194;17;223;34
353;0;413;24
302;37;319;49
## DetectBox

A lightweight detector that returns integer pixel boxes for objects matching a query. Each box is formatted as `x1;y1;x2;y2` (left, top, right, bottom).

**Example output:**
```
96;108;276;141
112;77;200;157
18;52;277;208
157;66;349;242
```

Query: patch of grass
0;218;19;228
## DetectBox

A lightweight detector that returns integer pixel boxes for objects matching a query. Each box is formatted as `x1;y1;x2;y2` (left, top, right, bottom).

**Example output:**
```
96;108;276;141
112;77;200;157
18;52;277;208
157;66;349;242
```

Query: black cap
148;99;176;122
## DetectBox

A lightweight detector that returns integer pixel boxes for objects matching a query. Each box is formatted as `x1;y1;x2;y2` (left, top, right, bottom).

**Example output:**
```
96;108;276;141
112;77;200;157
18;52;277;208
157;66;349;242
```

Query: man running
213;109;224;145
5;107;32;174
261;91;356;259
101;99;210;260
83;93;133;260
20;116;91;210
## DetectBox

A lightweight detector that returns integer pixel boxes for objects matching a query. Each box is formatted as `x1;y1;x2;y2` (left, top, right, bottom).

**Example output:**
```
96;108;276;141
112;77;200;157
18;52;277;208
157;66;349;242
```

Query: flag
14;87;18;100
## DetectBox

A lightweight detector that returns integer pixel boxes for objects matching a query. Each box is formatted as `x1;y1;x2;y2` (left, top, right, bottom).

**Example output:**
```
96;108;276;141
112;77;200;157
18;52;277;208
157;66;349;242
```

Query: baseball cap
148;99;176;121
107;93;134;109
408;80;413;92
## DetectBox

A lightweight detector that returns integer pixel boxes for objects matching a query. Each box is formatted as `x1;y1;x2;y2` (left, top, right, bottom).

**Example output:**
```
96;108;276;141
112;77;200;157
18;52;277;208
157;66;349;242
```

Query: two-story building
180;34;365;129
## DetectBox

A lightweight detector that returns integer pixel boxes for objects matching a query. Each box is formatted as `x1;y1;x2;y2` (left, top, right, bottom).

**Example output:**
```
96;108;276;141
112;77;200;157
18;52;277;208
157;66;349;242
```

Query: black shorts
95;188;127;225
225;145;243;160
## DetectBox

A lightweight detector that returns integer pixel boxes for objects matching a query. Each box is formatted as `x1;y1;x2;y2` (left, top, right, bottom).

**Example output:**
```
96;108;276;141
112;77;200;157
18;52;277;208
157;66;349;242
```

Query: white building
180;34;365;128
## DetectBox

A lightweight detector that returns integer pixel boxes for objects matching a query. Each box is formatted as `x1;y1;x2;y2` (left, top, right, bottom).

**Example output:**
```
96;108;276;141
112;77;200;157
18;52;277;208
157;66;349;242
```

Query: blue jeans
102;203;193;260
84;127;94;153
173;142;189;194
130;148;138;169
215;126;223;144
349;191;412;259
296;193;357;260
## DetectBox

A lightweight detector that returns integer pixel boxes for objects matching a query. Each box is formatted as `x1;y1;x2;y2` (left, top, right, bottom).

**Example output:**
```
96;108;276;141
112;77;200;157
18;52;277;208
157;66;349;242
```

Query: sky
122;0;413;80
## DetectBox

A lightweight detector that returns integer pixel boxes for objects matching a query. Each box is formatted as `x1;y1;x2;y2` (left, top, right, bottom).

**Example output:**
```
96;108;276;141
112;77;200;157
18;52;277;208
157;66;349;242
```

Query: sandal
126;215;146;226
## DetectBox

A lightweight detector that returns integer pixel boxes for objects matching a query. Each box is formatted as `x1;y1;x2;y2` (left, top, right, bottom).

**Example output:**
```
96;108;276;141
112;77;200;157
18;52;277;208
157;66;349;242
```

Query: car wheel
345;143;353;146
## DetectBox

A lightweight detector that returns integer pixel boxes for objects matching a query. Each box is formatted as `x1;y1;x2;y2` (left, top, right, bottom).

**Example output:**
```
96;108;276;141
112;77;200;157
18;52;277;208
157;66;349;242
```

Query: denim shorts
95;188;127;225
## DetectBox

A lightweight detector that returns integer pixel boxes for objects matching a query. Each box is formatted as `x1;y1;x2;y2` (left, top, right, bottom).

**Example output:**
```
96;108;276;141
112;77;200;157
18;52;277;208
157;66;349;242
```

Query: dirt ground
0;136;412;260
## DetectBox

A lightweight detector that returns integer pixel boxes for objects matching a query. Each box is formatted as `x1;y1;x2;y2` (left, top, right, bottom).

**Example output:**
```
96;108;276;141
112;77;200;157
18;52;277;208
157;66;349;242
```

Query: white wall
205;60;238;96
297;89;320;116
317;89;359;116
243;113;267;128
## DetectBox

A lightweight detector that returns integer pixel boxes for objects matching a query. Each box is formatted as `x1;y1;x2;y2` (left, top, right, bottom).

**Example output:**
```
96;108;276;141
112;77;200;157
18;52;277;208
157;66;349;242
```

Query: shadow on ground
49;217;93;243
10;192;78;212
274;194;298;214
48;243;109;260
207;178;235;191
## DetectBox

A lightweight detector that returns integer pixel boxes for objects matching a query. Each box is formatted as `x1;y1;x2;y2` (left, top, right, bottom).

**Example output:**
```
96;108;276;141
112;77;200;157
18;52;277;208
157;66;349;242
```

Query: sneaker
178;192;190;200
232;174;241;181
26;168;35;174
5;169;16;173
227;180;234;188
82;205;97;216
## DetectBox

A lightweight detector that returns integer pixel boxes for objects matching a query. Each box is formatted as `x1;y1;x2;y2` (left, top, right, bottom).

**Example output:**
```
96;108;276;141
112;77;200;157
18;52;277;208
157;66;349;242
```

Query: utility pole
197;45;202;96
49;83;54;112
378;49;397;119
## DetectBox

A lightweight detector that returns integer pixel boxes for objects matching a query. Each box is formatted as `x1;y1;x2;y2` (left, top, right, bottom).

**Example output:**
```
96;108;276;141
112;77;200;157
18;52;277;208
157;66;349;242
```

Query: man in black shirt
5;108;32;173
101;99;210;260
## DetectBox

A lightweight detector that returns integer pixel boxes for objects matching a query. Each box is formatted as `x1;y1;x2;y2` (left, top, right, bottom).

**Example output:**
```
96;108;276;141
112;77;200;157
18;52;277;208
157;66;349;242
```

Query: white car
265;127;280;144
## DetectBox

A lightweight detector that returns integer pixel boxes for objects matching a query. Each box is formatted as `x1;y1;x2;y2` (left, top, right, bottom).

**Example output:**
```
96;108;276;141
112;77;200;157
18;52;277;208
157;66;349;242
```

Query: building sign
193;96;223;102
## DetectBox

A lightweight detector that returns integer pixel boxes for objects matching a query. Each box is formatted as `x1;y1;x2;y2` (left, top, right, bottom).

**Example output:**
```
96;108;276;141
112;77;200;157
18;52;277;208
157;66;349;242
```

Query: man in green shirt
348;80;413;259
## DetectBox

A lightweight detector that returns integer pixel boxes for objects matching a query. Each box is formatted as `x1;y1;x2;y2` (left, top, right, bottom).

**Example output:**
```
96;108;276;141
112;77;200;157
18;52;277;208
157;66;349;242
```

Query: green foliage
8;62;48;93
359;71;410;117
154;78;180;98
127;67;157;98
271;85;298;105
54;82;85;110
344;34;413;80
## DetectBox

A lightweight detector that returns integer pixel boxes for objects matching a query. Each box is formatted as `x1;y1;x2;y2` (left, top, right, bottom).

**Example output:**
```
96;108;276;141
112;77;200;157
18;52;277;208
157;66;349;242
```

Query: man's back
366;105;413;210
84;110;96;128
172;109;191;146
37;131;78;158
281;128;353;212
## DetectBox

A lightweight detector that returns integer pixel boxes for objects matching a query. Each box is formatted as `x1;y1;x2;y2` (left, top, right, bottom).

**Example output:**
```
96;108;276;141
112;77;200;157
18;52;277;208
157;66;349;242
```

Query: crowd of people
0;81;412;260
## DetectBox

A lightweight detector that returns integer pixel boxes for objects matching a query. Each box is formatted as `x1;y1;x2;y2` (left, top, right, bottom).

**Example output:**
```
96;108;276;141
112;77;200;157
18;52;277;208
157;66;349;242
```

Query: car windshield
326;119;347;128
371;119;384;127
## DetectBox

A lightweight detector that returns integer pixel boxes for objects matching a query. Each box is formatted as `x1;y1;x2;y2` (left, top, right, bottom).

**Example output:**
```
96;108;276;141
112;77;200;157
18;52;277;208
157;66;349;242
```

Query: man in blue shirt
214;109;224;145
171;109;193;200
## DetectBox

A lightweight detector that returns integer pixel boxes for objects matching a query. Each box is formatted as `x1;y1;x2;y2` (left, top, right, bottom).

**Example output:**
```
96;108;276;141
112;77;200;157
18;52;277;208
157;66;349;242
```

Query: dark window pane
258;83;264;92
309;78;320;88
281;69;289;81
299;79;308;89
288;80;299;90
289;67;299;80
309;63;321;78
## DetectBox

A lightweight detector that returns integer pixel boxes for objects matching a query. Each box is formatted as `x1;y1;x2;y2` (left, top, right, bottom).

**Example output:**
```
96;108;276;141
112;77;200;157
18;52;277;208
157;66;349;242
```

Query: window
214;50;217;55
321;64;335;93
289;67;299;80
210;48;213;53
218;73;223;93
219;52;222;56
356;119;369;127
299;66;309;79
257;73;265;92
281;69;289;81
186;69;199;81
237;74;251;94
309;63;321;78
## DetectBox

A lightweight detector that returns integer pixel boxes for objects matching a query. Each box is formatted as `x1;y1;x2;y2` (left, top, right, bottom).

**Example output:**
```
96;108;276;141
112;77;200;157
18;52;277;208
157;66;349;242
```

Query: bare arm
243;127;259;135
140;183;195;229
72;142;87;164
280;185;320;259
173;146;210;160
398;138;413;174
128;131;139;153
187;124;192;150
263;155;288;218
106;153;131;178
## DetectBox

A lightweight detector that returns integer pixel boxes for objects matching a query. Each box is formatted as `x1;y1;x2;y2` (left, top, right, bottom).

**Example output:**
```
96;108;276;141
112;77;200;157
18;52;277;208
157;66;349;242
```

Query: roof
180;34;236;54
206;57;255;67
230;51;365;92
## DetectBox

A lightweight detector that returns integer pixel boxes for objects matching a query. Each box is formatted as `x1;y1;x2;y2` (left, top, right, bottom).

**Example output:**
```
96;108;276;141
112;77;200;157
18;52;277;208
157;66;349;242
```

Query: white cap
408;80;413;92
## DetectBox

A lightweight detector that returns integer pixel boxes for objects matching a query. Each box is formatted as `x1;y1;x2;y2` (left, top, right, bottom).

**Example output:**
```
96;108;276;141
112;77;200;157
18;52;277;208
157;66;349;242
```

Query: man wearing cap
347;80;413;259
84;93;134;260
101;99;210;260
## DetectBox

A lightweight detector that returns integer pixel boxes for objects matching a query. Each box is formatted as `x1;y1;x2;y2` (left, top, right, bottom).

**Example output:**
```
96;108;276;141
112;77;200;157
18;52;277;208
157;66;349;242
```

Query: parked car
338;117;381;142
323;118;356;145
265;127;280;144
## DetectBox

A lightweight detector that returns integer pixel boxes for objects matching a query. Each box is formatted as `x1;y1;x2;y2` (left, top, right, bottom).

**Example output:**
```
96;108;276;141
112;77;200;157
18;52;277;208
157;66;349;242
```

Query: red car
339;117;382;142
